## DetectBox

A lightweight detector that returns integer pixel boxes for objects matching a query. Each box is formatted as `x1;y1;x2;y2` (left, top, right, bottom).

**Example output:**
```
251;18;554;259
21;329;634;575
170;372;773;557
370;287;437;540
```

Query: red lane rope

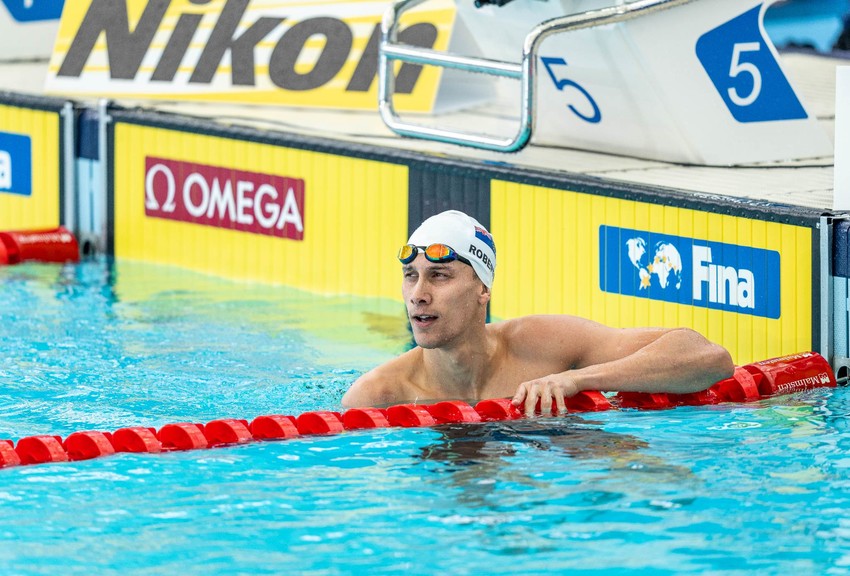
0;352;837;468
0;227;79;266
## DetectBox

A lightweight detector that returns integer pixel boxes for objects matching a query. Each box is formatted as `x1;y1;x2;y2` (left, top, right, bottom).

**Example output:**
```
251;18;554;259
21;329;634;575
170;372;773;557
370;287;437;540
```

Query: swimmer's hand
511;373;581;417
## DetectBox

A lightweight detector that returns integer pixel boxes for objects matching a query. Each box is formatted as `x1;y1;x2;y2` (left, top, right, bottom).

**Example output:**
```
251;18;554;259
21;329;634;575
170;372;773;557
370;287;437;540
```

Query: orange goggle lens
424;244;452;261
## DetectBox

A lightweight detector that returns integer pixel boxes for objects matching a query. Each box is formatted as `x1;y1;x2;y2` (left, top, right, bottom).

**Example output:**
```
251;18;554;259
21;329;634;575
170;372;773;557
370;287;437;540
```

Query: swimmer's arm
510;316;734;415
570;324;734;393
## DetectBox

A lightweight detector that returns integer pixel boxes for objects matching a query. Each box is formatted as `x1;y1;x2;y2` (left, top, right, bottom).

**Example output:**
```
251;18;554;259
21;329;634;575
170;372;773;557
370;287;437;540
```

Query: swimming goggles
398;244;472;266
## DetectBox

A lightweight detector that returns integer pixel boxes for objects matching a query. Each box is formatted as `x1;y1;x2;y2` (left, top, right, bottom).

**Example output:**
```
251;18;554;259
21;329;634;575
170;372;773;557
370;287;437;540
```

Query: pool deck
0;49;843;212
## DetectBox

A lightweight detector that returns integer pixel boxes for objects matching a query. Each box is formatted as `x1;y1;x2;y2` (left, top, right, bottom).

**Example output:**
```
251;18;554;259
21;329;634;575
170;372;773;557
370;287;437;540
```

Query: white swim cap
407;210;496;289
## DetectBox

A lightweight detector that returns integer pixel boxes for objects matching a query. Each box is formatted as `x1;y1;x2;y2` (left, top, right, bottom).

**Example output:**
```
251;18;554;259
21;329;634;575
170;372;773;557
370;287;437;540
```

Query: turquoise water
1;260;850;575
764;0;848;52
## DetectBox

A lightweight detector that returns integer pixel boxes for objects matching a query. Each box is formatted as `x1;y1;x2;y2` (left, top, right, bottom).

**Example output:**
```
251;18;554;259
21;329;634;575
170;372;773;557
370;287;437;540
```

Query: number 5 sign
696;5;807;123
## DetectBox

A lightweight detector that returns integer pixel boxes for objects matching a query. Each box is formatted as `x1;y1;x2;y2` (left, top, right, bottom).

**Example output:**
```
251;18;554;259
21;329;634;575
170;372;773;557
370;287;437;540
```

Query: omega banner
44;0;465;112
144;157;305;240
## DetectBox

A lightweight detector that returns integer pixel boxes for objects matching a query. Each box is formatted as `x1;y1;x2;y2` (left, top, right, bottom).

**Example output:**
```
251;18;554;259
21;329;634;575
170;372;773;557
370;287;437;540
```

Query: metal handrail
379;0;695;152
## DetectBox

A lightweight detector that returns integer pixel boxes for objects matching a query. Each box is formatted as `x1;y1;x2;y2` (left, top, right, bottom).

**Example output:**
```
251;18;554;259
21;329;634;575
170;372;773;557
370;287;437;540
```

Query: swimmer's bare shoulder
495;314;595;363
341;347;424;408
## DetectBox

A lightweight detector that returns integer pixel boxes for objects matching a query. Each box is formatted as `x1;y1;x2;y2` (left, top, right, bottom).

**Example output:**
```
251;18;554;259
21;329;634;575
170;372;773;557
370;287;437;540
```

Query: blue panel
0;130;32;197
833;220;850;278
696;6;808;123
599;225;781;319
76;108;99;161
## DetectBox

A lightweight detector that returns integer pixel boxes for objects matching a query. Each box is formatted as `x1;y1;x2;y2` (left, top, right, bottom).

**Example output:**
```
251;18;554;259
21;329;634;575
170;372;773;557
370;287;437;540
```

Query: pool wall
110;115;408;301
0;93;835;367
0;92;68;231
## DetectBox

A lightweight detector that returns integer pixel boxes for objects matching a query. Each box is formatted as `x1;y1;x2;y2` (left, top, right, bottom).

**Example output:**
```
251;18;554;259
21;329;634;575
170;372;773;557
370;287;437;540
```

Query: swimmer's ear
479;282;491;305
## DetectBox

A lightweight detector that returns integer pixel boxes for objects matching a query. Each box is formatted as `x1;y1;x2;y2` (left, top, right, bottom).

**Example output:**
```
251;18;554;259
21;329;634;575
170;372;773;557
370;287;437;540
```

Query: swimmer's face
402;254;490;349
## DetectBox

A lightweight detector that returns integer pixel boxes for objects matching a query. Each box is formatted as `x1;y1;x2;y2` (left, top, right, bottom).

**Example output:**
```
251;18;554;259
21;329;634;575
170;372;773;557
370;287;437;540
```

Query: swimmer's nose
409;277;431;305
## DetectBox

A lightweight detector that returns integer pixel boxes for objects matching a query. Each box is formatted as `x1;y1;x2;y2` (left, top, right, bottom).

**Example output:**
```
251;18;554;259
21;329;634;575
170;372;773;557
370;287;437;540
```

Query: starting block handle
379;0;694;152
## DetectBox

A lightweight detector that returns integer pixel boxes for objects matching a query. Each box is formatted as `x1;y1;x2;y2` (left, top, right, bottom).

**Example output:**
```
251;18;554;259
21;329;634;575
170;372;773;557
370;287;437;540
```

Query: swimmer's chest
480;354;571;398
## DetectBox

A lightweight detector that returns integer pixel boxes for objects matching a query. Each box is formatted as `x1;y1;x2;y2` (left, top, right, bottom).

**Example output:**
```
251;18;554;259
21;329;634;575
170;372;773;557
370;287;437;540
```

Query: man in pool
341;210;734;415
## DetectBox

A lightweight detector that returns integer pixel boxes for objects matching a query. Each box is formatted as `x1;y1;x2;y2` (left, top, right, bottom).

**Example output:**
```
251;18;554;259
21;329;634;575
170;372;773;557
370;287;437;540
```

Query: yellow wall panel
491;180;812;366
113;123;407;299
0;104;61;230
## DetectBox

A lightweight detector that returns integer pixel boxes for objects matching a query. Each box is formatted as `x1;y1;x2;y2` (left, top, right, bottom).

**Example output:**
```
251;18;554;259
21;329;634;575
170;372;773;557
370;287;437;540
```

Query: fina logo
600;226;780;319
0;131;32;196
0;150;11;190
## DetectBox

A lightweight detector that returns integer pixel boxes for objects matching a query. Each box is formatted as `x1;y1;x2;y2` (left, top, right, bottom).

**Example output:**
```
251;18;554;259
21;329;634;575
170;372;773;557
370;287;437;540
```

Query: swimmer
342;210;734;415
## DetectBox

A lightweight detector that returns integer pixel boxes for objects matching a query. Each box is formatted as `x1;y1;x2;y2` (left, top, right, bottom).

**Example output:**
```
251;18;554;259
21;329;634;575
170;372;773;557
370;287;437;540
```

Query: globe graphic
626;237;683;291
651;242;683;290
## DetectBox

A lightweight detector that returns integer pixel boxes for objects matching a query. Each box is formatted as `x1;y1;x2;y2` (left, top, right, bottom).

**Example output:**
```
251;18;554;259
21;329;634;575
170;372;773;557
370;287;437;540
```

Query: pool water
1;260;849;575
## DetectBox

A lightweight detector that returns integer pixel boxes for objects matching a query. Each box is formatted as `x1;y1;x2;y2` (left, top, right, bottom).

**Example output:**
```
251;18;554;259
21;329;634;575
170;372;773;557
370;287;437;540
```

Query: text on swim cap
469;244;494;271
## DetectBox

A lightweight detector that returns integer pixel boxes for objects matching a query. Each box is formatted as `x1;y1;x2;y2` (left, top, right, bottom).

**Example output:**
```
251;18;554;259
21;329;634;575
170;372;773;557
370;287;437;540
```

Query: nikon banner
45;0;468;112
